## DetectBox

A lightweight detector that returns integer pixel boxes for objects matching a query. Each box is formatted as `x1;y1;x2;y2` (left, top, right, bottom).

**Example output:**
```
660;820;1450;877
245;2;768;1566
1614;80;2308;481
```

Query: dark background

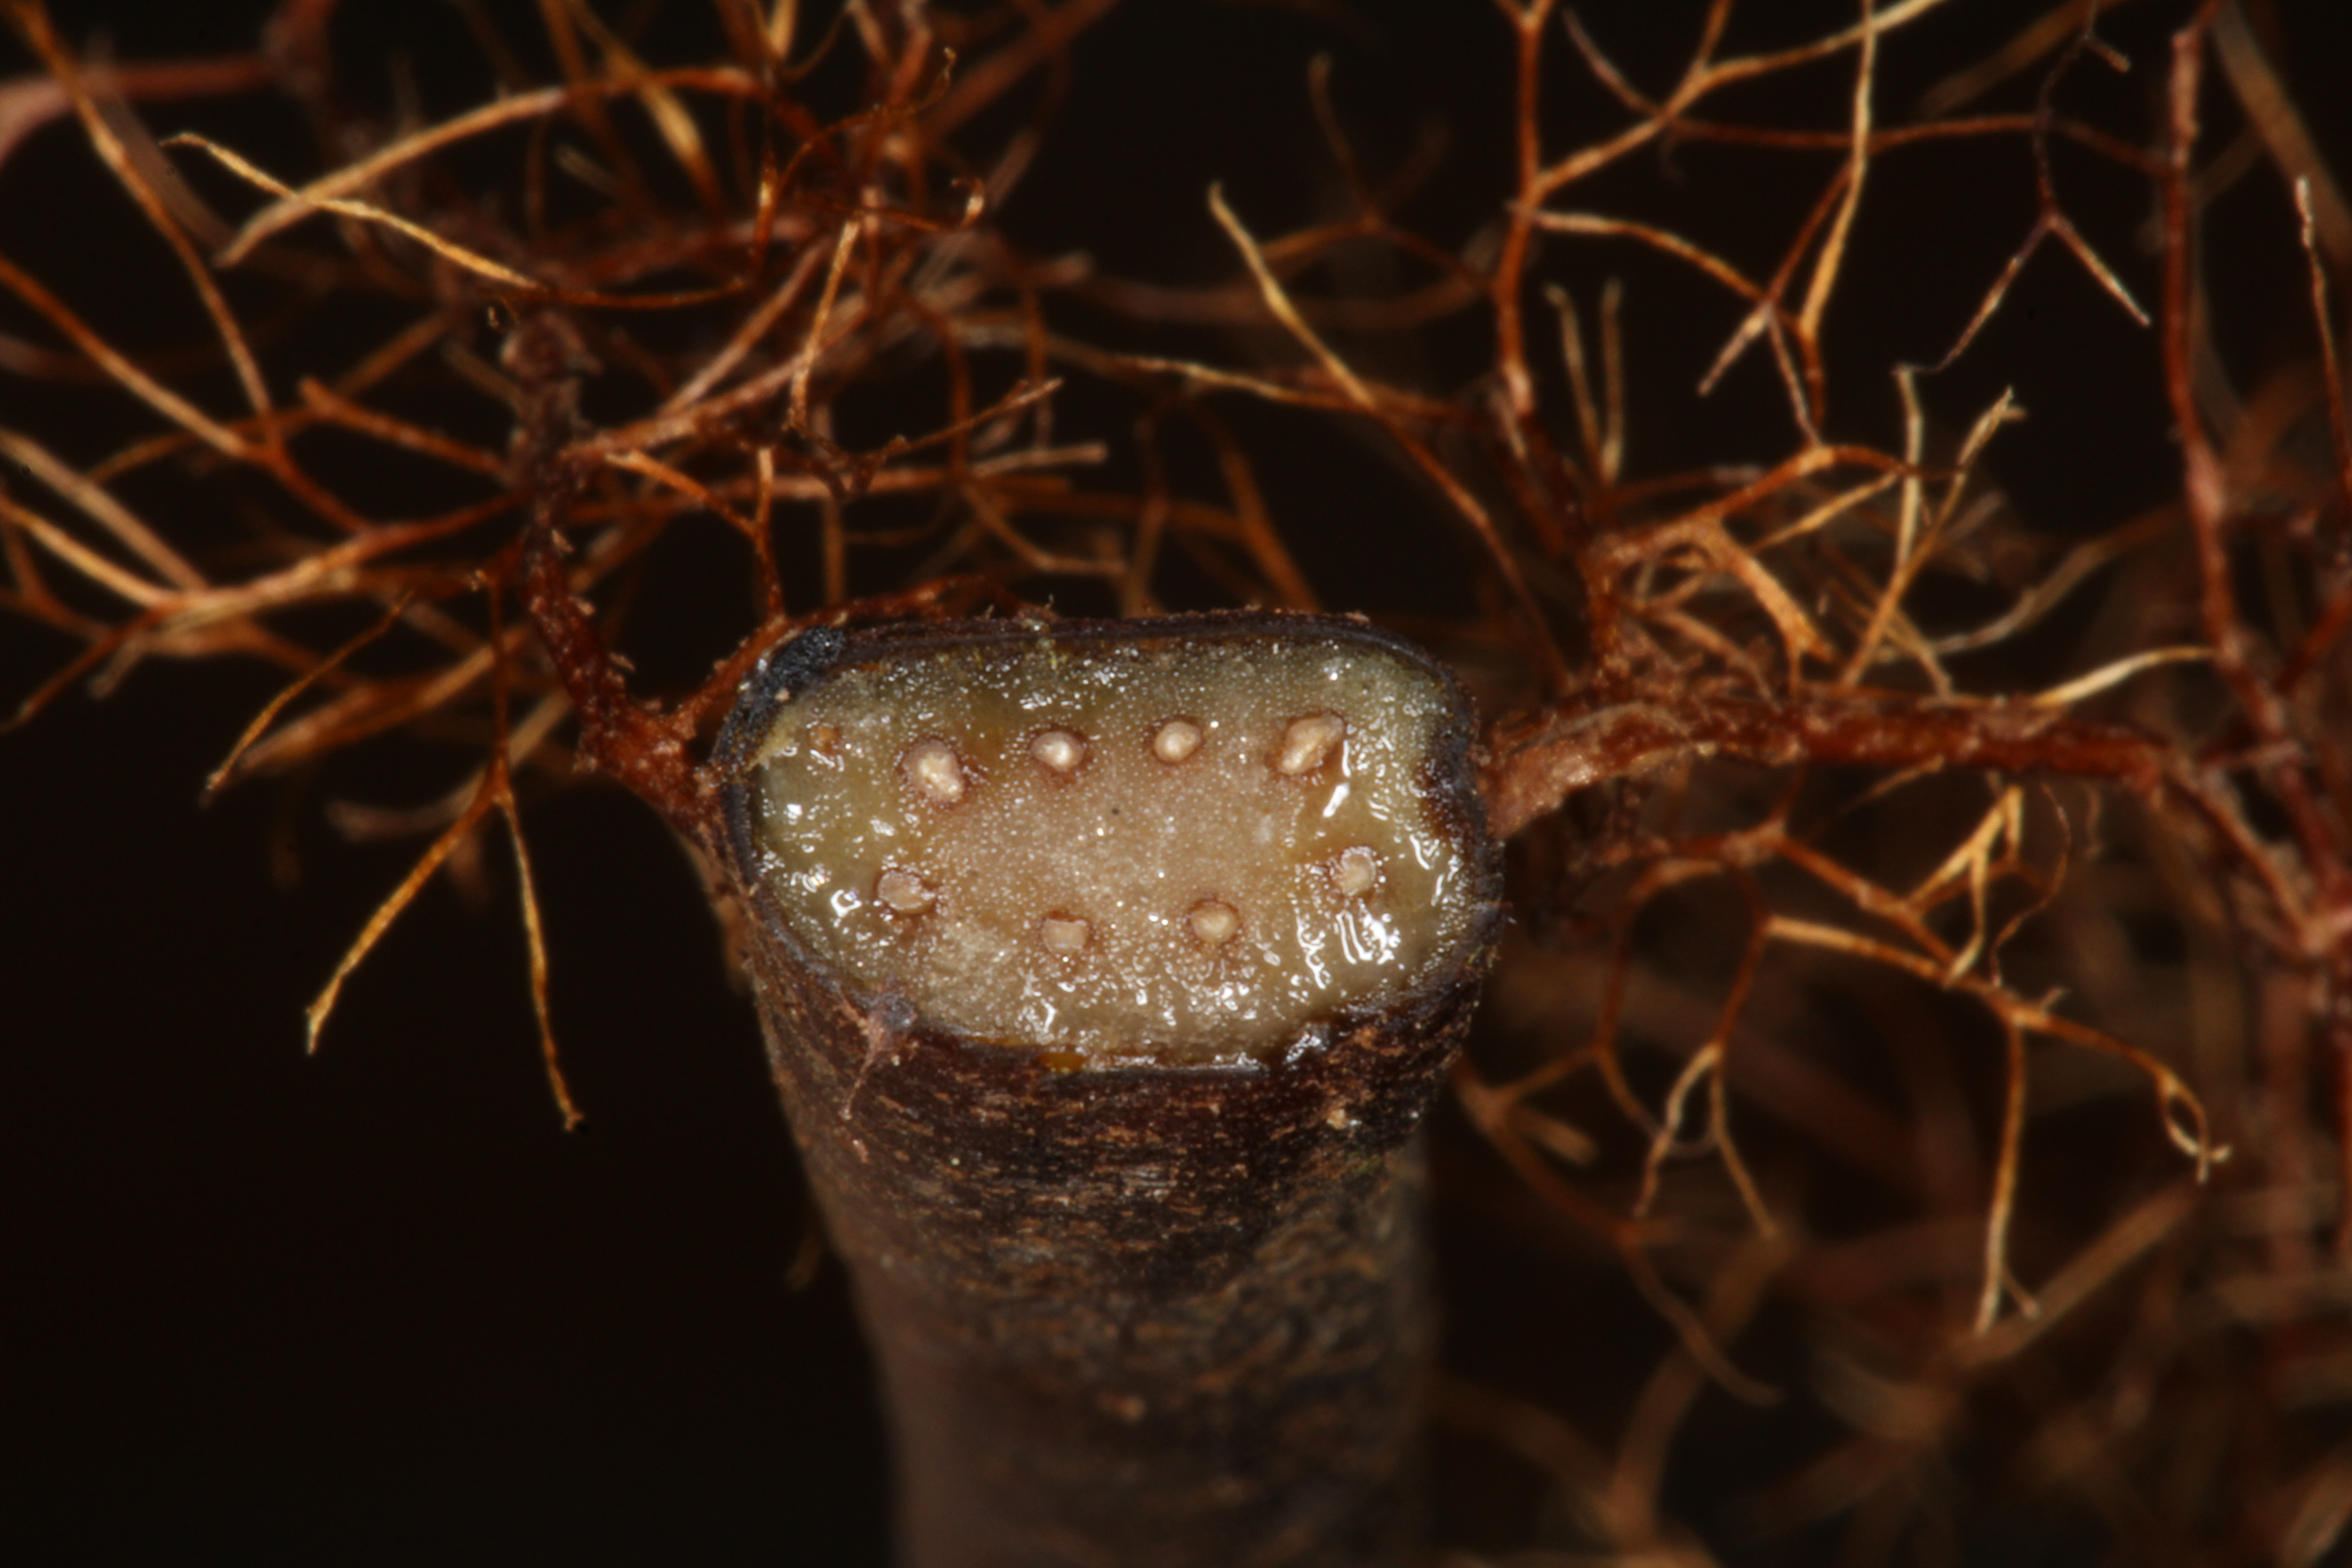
5;1;2349;1562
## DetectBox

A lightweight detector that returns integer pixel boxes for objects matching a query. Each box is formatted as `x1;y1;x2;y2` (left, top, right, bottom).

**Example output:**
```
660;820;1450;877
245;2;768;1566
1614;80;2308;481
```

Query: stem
708;613;1502;1566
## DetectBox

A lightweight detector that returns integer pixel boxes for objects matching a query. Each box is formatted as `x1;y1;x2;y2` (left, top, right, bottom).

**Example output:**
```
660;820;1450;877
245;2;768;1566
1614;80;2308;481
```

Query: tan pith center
745;633;1481;1062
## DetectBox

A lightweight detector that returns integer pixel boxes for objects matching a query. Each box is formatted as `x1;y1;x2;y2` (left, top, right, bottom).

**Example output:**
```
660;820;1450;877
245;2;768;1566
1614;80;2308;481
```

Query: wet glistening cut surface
743;629;1485;1063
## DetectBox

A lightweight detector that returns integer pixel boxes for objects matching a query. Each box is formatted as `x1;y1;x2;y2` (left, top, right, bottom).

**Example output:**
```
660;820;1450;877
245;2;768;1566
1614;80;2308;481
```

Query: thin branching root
7;0;2352;1560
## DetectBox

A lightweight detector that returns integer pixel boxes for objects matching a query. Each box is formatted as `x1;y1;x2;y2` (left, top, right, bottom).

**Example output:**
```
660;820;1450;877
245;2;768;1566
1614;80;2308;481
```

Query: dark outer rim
706;610;1503;1074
